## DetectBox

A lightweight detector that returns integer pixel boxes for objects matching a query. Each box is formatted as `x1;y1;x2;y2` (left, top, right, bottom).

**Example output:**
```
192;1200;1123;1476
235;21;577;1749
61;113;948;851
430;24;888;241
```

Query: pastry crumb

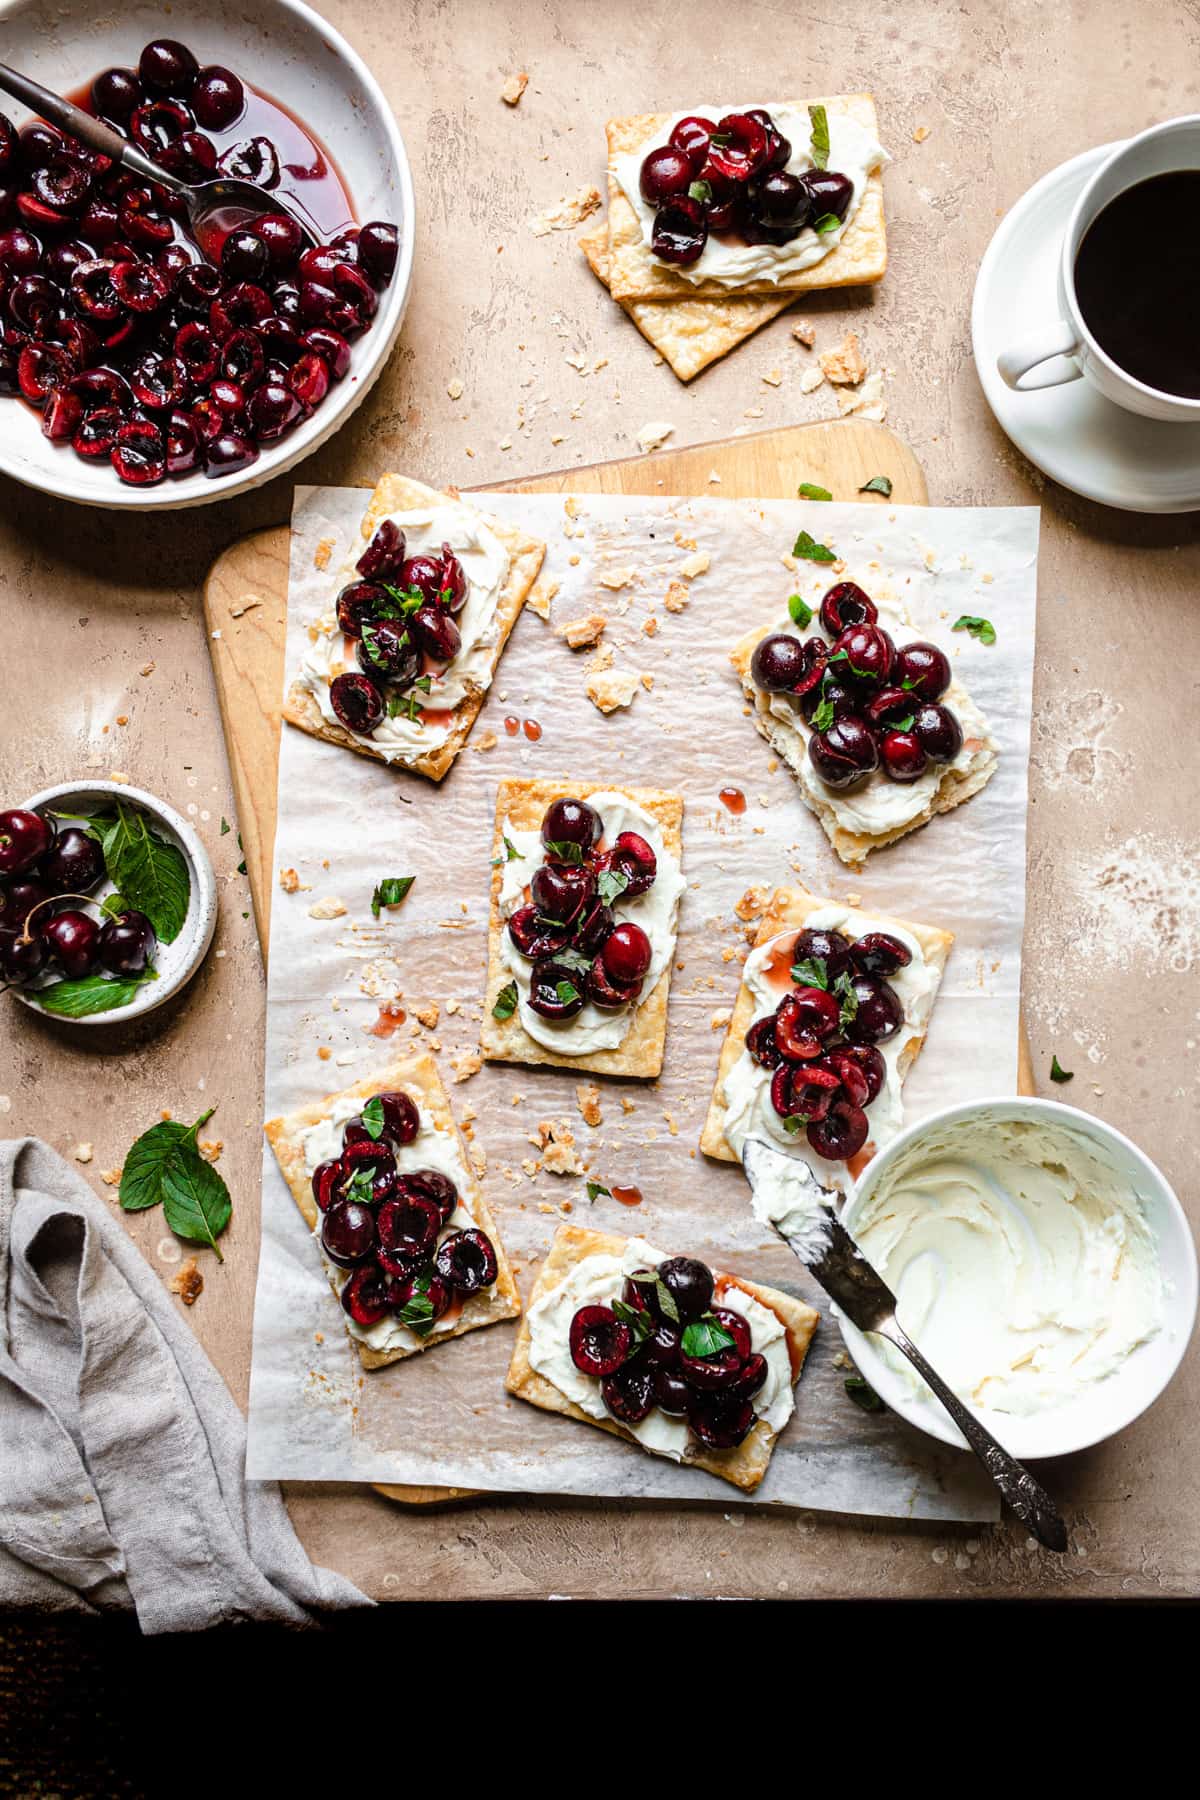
526;575;558;619
139;660;156;677
308;895;346;920
711;1009;732;1030
74;1142;93;1164
791;318;816;347
663;579;689;613
451;1049;483;1083
912;123;931;142
501;71;529;105
414;1001;440;1029
199;1139;223;1163
636;420;674;454
819;332;868;386
761;368;783;387
555;612;607;650
279;867;311;893
313;538;334;571
735;885;772;922
585;669;640;714
170;1259;203;1306
101;1167;122;1187
533;1119;580;1175
472;731;497;753
446;377;464;400
641;616;658;637
798;365;825;393
528;184;602;236
836;368;887;421
597;566;634;591
576;1082;602;1128
620;1097;636;1114
679;550;710;579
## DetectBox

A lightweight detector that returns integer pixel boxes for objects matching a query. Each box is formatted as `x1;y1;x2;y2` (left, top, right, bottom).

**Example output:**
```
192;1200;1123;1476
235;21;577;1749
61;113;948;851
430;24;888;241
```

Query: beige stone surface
2;0;1199;1600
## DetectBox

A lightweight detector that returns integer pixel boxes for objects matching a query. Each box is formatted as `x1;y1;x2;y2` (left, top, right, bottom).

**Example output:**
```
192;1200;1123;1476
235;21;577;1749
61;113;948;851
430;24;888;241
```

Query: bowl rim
14;777;218;1023
837;1094;1199;1460
0;0;415;510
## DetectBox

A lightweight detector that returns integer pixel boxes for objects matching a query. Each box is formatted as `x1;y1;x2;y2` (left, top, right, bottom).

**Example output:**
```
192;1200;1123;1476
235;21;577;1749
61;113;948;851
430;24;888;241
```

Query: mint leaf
586;1180;611;1203
344;1166;376;1209
492;980;518;1021
782;1114;811;1134
119;1118;198;1212
787;593;814;628
953;614;996;645
845;1374;886;1413
859;475;893;497
791;955;828;989
361;1095;385;1140
681;1316;736;1358
543;839;584;866
1050;1055;1074;1084
688;179;712;204
491;834;524;867
597;867;630;906
792;529;836;563
95;802;189;944
555;979;580;1005
811;694;836;733
119;1106;230;1261
813;212;840;234
834;970;859;1028
380;583;425;617
629;1267;679;1324
371;875;415;918
33;970;157;1018
395;1269;435;1334
798;482;832;502
220;817;231;835
808;103;830;170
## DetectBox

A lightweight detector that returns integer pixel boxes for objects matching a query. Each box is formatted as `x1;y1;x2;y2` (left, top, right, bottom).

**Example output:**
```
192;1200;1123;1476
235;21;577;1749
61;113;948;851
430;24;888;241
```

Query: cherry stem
18;892;106;944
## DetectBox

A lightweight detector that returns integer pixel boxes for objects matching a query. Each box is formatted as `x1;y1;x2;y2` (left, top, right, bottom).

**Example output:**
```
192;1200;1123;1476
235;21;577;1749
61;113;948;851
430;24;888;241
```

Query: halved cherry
334;579;387;638
131;352;187;411
595;829;656;898
571;897;614;956
16;340;74;406
375;1194;440;1274
863;685;915;730
774;986;840;1060
827;1042;885;1106
209;280;271;341
807;1099;870;1162
398;1168;457;1224
819;580;878;637
111;419;167;485
388;1268;453;1329
601;1364;656;1424
434;1227;498;1295
745;1015;783;1070
531;861;595;928
668;114;716;173
330;671;384;733
68;366;132;412
341;1137;397;1182
72;405;122;459
653;1368;691;1414
643;1320;682;1368
410;600;460;663
832;621;896;690
357;517;406;581
110;258;168;313
770;1058;841;1124
679;1337;742;1392
822;1049;869;1109
688;1392;755;1449
528;957;588;1020
730;1352;768;1399
311;1157;345;1212
71;256;125;322
340;1265;391;1326
568;1303;630;1377
850;932;912;978
587;957;643;1011
41;388;81;441
507;903;570;962
320;1198;376;1267
706;112;770;183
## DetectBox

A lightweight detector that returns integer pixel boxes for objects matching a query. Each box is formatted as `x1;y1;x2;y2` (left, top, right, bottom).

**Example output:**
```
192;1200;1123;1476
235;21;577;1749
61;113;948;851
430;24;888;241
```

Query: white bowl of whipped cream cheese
837;1098;1197;1460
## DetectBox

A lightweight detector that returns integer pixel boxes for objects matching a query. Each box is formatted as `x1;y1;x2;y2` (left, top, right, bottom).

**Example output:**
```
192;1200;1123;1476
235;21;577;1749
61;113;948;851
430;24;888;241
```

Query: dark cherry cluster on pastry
311;1091;498;1333
328;522;468;734
506;797;657;1020
639;109;852;266
569;1254;771;1451
751;582;964;789
0;806;156;986
0;36;398;485
747;924;913;1162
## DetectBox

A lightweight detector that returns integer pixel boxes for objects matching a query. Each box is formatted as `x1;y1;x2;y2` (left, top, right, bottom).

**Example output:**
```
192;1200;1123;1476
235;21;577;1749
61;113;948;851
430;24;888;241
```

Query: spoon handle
0;61;187;196
880;1318;1069;1552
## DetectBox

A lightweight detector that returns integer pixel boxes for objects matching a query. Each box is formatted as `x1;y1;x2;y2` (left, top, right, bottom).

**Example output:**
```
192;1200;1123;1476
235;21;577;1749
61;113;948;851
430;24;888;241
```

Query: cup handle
997;320;1082;391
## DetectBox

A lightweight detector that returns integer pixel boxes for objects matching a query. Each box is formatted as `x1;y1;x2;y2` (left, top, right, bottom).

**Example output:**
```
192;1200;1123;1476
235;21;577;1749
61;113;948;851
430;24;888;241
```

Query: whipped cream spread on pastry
497;791;685;1055
721;907;939;1188
526;1235;795;1457
301;1092;491;1353
299;500;509;762
851;1117;1165;1417
614;104;886;288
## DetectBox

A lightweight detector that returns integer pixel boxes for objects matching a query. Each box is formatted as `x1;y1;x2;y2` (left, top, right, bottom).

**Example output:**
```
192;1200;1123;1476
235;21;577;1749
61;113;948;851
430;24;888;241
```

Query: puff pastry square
731;622;999;865
700;885;953;1165
578;221;794;382
480;778;684;1079
264;1052;521;1371
506;1225;819;1492
283;473;546;782
606;95;887;304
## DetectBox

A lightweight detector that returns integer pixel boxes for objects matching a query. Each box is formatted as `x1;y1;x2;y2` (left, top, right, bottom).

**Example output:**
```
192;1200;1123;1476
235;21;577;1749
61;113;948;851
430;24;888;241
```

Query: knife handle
880;1320;1069;1553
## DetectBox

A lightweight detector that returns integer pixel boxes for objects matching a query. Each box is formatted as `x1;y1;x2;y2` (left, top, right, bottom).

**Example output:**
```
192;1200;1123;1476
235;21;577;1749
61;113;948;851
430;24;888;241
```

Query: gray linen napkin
0;1137;369;1631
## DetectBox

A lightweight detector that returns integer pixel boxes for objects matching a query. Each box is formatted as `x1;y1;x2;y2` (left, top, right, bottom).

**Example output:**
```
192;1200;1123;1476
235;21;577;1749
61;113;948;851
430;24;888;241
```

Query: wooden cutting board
203;417;1032;1507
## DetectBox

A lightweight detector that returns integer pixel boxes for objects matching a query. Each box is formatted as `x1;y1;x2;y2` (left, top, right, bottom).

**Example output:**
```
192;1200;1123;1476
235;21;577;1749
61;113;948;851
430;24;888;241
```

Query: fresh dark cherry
320;1198;376;1268
643;1320;682;1368
139;38;199;95
650;195;707;265
880;730;928;782
192;66;245;130
340;1265;391;1327
679;1337;742;1392
1;931;47;983
399;1168;457;1224
604;829;657;898
433;1227;498;1295
807;1098;870;1162
845;975;904;1045
356;519;405;581
833;621;895;690
640;146;694;205
130;99;192;158
506;903;569;962
652;1368;690;1414
411;601;460;664
799;168;854;223
375;1195;441;1273
221;229;270;284
754;170;809;231
302;325;351;380
601;1364;656;1424
569;1304;632;1378
73;406;123;459
357;620;420;687
0;808;53;876
111;419;166;485
746;107;792;171
730;1353;769;1400
827;1042;885;1106
912;702;964;763
0;878;50;934
531;862;595;928
893;640;951;701
39;909;100;979
850;932;912;978
92;67;141;123
751;631;811;693
669;115;715;173
357;221;398;284
707;112;770;182
335;580;387;637
708;1305;752;1361
341;1137;396;1181
770;1058;841;1124
31;157;92;215
657;1256;713;1323
204;429;262;478
774;986;840;1060
587;958;643;1010
819;581;877;637
809;715;879;788
745;1015;783;1069
600;920;651;985
790;927;854;982
38;826;102;893
863;685;915;730
96;909;156;976
247;380;302;441
329;671;384;734
541;796;603;857
528;957;588;1021
376;1089;420;1147
286;348;329;409
310;1158;346;1213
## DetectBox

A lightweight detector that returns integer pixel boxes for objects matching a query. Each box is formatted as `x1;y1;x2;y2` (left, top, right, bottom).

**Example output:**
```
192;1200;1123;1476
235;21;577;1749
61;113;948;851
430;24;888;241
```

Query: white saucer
972;141;1200;513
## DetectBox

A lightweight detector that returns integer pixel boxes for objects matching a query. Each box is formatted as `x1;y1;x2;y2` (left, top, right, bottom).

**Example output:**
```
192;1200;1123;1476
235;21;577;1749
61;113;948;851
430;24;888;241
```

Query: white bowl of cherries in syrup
0;0;413;508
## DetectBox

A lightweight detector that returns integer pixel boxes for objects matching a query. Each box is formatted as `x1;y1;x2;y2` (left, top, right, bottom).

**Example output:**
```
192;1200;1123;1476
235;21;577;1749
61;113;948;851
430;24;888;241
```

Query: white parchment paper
246;487;1039;1522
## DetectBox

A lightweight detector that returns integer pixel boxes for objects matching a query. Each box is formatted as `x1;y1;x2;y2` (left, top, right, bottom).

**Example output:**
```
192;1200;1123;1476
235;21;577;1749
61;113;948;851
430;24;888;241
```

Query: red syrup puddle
719;786;747;814
611;1183;643;1207
523;717;542;741
367;1004;407;1037
760;933;799;992
504;716;520;735
846;1142;876;1182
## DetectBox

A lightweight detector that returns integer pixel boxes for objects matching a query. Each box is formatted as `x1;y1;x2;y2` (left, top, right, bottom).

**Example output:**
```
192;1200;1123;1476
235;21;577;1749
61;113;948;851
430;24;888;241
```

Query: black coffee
1074;170;1200;398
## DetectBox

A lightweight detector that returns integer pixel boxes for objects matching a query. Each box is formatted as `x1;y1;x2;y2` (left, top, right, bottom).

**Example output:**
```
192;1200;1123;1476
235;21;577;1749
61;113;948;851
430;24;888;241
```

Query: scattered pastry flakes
791;318;816;347
735;884;772;922
528;184;602;236
913;123;931;142
307;895;347;920
447;377;464;400
636;421;674;454
526;574;559;620
450;1049;483;1083
819;332;869;386
555;612;608;650
679;550;709;579
101;1168;122;1187
799;366;825;393
501;71;529;106
279;867;311;893
585;668;641;714
597;566;634;591
576;1083;602;1128
414;1001;440;1030
170;1259;204;1306
313;538;334;571
836;368;887;421
199;1139;223;1163
472;731;498;753
139;660;156;677
711;1009;733;1030
642;616;658;637
74;1143;93;1164
663;580;689;613
534;1120;580;1176
761;369;783;387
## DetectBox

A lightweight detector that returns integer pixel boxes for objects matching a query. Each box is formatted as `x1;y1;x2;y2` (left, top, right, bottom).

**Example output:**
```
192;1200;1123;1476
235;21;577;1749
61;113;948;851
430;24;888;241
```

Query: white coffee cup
997;115;1200;422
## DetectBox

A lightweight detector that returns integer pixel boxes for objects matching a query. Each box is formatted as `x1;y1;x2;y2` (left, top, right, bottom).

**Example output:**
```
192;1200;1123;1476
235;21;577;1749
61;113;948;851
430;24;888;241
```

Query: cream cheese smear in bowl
837;1098;1197;1460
